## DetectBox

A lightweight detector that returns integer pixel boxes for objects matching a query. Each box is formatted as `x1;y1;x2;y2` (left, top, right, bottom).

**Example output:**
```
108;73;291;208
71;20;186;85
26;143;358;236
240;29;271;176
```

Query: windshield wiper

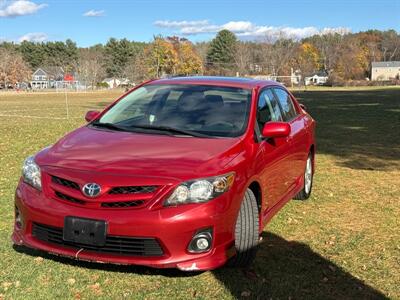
91;122;128;132
127;125;210;138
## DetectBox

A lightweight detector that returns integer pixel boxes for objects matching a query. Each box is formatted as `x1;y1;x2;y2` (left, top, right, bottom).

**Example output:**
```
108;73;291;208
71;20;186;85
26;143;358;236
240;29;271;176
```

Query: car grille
51;176;80;190
108;186;158;194
32;223;164;257
101;200;145;208
55;191;86;205
50;175;159;209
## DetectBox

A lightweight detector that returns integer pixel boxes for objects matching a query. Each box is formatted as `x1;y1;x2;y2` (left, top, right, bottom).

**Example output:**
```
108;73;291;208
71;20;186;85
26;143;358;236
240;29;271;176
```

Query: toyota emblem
82;183;101;198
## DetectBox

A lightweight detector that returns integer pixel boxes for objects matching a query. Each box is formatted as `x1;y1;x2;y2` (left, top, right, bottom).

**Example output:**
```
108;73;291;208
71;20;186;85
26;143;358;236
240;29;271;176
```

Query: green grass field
0;87;399;299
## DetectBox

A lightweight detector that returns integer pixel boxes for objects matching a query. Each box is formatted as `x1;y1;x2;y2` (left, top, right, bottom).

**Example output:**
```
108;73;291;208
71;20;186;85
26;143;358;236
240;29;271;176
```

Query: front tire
228;188;259;268
294;153;314;200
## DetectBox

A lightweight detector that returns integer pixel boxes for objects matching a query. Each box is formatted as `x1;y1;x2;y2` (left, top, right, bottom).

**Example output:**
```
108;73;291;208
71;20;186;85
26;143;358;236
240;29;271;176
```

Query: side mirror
262;122;291;138
85;110;100;122
299;103;307;111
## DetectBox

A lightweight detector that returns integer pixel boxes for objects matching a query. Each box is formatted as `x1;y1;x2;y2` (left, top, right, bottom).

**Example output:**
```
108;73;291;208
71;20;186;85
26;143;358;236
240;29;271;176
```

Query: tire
227;188;259;268
293;153;314;200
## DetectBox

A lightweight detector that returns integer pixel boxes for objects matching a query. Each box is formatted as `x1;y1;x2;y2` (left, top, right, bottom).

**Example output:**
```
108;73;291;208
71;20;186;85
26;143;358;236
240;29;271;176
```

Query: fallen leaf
2;282;12;288
34;257;44;263
241;291;251;297
88;283;102;295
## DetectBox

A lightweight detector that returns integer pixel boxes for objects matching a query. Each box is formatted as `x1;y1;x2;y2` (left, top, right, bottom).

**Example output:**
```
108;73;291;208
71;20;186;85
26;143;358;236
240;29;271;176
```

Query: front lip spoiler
12;230;235;271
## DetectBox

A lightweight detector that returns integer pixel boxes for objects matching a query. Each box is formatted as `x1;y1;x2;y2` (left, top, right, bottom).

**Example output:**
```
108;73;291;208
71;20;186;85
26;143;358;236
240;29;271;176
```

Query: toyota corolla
12;76;316;271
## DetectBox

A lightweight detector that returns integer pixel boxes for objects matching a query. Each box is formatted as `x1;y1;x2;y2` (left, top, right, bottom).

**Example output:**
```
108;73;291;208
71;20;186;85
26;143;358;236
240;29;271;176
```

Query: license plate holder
63;216;107;246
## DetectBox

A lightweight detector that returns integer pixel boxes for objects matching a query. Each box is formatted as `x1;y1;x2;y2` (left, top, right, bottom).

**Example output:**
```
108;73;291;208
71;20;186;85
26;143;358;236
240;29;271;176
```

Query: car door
255;88;293;210
272;87;308;187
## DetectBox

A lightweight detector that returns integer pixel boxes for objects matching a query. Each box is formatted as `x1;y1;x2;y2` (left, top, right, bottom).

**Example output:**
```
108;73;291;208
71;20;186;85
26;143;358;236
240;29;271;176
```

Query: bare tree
76;47;105;89
234;42;252;76
381;30;400;61
124;51;149;83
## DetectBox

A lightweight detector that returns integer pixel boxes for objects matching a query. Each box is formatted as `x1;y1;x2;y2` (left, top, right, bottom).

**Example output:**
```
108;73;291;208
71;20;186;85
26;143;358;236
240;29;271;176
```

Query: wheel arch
247;180;262;214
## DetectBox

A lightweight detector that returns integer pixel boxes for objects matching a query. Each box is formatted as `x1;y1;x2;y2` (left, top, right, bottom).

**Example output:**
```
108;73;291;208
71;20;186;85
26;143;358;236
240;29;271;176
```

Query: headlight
164;173;235;206
22;156;42;190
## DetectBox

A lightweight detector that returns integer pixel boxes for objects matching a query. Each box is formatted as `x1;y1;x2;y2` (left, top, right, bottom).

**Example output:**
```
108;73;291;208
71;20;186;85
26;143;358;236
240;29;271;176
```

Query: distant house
371;61;400;81
31;67;81;90
304;70;329;86
102;78;131;89
291;69;302;85
31;67;64;89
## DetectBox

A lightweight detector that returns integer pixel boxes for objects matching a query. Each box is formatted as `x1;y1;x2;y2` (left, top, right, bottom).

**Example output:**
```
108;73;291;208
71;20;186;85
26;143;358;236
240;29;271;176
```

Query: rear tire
294;153;314;200
228;188;259;268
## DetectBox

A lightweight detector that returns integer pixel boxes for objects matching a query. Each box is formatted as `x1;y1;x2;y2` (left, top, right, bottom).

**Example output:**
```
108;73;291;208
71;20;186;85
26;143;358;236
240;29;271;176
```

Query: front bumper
12;181;239;271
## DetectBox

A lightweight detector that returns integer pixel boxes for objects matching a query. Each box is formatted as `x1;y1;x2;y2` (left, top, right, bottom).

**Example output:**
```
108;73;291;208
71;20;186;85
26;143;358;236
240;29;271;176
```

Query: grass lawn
0;87;399;299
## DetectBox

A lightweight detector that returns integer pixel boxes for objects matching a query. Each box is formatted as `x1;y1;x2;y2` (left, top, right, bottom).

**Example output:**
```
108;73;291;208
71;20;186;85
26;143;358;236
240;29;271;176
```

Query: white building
102;78;131;89
371;61;400;81
31;67;64;89
304;71;329;86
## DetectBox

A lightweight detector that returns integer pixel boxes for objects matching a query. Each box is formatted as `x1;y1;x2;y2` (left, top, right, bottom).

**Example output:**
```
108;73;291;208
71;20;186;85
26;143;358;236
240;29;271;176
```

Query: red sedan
13;76;316;271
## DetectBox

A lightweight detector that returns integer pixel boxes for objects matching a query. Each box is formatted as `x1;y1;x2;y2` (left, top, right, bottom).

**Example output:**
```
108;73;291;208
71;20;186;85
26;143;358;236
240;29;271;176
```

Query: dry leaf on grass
88;282;102;296
34;257;44;263
241;291;251;297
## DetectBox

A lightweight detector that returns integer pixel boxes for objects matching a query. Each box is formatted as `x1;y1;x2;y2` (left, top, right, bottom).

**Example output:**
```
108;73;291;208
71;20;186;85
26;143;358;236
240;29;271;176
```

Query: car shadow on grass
293;88;400;171
213;232;387;299
13;231;387;299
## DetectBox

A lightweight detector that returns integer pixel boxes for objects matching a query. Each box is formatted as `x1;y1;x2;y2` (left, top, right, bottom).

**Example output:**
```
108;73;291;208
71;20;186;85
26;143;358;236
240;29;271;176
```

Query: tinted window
99;84;252;137
257;89;282;129
273;88;297;121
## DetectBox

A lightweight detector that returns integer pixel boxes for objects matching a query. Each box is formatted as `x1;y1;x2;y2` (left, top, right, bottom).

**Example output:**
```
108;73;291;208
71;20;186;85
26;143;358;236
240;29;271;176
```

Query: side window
273;88;297;121
257;89;283;129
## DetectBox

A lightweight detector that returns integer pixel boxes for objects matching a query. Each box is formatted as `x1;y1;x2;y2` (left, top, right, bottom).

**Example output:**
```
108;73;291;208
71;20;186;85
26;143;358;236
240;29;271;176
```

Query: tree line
0;29;399;88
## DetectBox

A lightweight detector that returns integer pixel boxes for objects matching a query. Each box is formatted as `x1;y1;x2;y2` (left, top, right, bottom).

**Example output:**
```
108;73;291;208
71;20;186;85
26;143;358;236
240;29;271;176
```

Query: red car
13;77;316;271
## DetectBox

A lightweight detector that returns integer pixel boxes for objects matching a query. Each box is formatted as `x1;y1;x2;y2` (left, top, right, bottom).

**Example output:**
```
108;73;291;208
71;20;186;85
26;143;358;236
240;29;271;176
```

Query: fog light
15;206;23;229
188;228;213;253
196;237;209;250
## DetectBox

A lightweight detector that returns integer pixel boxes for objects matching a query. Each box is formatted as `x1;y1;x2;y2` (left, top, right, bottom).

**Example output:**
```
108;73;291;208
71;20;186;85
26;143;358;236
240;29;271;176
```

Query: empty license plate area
63;216;107;246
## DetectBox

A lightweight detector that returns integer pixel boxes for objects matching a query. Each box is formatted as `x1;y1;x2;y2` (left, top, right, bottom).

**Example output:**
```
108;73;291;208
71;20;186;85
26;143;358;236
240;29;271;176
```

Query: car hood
36;126;243;180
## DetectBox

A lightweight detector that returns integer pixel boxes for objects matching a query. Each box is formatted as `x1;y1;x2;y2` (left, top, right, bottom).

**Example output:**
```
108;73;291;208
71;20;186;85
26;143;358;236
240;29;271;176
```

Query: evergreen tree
206;30;237;74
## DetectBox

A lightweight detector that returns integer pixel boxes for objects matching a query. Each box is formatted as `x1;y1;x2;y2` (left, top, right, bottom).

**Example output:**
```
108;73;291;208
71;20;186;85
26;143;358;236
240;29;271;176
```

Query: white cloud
18;32;47;42
223;21;254;32
154;20;351;41
0;0;47;18
154;20;209;28
83;9;105;17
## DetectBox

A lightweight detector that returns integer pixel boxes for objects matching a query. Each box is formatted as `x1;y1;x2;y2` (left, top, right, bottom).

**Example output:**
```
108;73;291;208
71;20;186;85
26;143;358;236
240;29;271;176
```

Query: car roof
148;76;282;89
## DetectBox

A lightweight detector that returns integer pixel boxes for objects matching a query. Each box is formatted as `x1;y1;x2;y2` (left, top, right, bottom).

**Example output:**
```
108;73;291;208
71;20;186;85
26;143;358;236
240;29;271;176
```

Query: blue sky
1;0;399;46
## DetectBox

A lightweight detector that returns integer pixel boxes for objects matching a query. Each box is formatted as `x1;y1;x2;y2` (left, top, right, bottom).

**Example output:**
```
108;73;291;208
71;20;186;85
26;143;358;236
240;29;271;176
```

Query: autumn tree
0;48;31;88
144;36;178;77
294;42;321;75
169;37;202;75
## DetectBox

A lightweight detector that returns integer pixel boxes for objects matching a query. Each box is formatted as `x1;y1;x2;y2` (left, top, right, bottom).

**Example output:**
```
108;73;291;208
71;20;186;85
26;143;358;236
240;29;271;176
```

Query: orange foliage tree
0;48;31;88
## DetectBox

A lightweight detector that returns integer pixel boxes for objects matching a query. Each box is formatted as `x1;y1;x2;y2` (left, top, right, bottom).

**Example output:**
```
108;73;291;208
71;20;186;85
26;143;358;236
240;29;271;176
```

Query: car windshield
96;84;252;138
